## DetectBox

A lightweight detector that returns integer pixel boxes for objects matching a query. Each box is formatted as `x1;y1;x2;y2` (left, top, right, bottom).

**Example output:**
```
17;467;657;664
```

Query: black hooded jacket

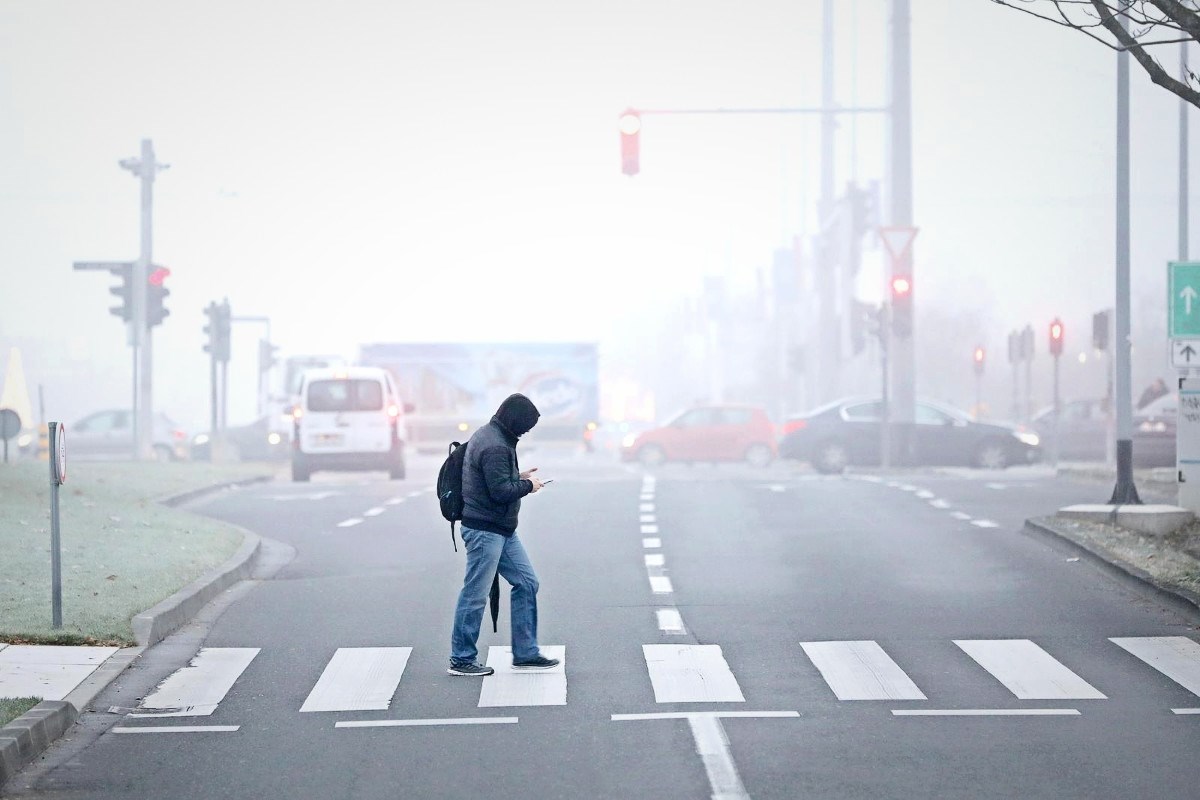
461;393;540;536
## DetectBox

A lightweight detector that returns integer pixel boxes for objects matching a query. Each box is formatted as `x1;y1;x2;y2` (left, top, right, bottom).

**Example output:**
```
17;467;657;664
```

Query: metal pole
888;0;915;464
1110;30;1141;505
818;0;837;404
1052;355;1061;468
880;306;891;468
136;139;154;461
49;422;62;629
1182;41;1190;262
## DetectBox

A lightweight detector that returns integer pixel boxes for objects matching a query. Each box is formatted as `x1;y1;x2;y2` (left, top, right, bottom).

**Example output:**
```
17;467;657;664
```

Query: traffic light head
973;346;985;375
202;300;232;362
1049;318;1064;357
619;109;641;176
890;274;913;337
147;266;171;327
109;269;133;322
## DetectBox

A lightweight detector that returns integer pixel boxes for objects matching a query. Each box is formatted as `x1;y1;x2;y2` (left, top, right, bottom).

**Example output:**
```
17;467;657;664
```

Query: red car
621;405;777;467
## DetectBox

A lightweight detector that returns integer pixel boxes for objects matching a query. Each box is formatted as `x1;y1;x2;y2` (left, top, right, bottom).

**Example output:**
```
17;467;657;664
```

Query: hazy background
0;0;1190;432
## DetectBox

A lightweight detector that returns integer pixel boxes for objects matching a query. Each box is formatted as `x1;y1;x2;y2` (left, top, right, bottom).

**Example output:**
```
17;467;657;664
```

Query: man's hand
522;467;543;493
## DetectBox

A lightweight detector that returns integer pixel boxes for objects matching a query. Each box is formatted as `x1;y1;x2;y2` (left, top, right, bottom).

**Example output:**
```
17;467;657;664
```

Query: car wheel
153;445;174;463
972;440;1009;470
639;445;666;467
813;440;849;474
292;460;311;482
745;443;773;468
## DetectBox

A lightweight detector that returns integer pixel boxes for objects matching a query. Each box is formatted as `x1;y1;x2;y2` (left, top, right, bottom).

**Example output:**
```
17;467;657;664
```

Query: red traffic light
148;266;171;286
1049;318;1064;357
973;346;985;363
890;276;911;296
619;109;641;176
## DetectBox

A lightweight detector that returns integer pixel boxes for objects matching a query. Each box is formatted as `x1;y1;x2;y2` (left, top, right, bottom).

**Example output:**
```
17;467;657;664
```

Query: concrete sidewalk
0;645;122;703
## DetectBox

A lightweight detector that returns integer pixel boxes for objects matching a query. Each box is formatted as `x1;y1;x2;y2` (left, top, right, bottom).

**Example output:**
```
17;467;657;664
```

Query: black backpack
437;441;467;551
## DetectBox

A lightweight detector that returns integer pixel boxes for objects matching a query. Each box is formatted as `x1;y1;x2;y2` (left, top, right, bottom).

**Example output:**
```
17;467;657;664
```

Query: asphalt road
8;454;1200;800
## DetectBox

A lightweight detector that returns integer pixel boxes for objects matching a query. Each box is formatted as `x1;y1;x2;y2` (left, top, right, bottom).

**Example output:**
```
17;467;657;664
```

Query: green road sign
1170;262;1200;338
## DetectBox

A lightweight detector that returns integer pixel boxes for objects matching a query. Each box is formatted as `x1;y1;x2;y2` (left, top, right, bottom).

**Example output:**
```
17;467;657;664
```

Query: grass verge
0;460;274;645
0;697;41;727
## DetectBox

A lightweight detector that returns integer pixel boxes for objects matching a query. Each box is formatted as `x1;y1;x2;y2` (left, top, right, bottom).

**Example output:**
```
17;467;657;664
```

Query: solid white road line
1172;708;1200;714
649;576;674;594
363;507;385;517
112;725;241;733
688;712;750;800
644;553;665;567
970;520;1001;528
800;641;927;701
135;648;259;717
336;518;364;528
656;609;687;634
642;537;662;548
641;524;660;534
478;646;566;707
612;711;799;721
336;717;518;728
643;644;745;703
1111;637;1200;696
300;647;412;713
952;512;973;521
955;640;1107;700
891;709;1079;717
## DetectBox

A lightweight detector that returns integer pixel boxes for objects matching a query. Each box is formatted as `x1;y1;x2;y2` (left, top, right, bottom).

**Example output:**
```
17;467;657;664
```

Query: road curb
158;473;273;508
1;477;272;790
1023;516;1200;622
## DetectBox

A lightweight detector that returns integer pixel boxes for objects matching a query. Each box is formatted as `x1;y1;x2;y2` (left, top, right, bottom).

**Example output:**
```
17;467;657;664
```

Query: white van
291;366;410;482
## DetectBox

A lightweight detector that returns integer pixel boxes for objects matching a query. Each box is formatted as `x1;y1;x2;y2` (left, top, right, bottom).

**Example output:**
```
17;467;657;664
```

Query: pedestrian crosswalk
119;637;1200;725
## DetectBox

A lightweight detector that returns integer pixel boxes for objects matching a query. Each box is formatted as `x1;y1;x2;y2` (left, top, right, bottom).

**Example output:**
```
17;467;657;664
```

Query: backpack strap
451;520;458;552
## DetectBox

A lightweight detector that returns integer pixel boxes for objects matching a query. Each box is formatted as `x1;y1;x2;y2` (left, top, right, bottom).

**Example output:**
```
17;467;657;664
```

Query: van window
307;379;384;412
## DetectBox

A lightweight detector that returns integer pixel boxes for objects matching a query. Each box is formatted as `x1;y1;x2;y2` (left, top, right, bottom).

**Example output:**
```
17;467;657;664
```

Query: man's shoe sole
447;668;495;676
511;661;560;671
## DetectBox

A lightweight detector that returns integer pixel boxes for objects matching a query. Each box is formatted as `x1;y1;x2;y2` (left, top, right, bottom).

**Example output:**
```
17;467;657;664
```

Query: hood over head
493;393;540;437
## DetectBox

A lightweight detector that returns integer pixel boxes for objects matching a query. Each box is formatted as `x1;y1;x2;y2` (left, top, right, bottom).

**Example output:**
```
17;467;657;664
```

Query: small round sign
49;422;67;485
0;408;20;441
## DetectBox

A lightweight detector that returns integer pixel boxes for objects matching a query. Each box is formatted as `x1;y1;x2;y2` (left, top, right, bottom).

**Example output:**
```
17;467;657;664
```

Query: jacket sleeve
479;446;531;503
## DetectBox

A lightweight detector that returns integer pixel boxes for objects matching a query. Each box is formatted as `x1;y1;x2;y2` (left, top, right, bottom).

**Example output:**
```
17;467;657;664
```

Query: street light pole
1109;27;1141;505
888;0;915;465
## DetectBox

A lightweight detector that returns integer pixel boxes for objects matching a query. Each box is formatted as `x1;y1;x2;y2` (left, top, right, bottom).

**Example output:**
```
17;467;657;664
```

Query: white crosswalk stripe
134;648;259;717
955;640;1106;699
1110;636;1200;696
478;646;567;707
300;647;412;712
643;644;745;703
800;641;926;700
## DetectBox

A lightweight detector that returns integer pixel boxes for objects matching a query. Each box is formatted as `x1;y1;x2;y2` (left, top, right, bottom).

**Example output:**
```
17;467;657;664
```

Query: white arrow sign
1183;285;1198;315
1173;339;1200;368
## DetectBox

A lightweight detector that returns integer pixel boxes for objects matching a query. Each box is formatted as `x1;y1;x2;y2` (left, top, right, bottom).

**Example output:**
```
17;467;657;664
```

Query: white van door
303;378;391;455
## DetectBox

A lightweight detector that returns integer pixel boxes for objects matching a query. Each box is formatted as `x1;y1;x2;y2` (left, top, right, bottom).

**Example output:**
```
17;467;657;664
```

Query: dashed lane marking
645;554;665;567
363;507;385;517
929;499;951;509
649;576;674;594
643;538;662;549
656;609;687;634
970;520;1000;528
951;512;973;521
641;524;660;534
337;518;364;528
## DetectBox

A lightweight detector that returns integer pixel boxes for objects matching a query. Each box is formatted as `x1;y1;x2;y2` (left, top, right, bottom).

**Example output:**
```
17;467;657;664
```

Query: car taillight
783;419;808;435
387;404;400;418
172;429;186;441
292;407;303;420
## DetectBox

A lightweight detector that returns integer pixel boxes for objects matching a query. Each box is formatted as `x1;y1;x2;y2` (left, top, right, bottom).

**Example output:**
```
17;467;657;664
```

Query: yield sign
878;226;919;263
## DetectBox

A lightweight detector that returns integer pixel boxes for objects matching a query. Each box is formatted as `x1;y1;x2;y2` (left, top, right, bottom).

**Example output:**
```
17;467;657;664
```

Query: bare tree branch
992;0;1200;108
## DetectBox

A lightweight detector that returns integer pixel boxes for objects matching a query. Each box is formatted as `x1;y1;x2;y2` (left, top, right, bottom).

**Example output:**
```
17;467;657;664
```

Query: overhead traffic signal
109;267;133;322
1049;318;1064;358
619;109;641;176
258;339;279;374
973;346;985;376
147;266;171;327
1092;309;1110;351
890;274;913;338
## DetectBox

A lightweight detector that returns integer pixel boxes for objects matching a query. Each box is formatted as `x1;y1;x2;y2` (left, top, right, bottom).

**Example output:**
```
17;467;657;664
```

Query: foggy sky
0;0;1191;431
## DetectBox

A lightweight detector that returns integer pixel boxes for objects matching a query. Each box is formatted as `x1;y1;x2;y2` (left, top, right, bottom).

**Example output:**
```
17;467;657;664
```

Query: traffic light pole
119;139;167;461
1052;353;1061;468
887;0;915;466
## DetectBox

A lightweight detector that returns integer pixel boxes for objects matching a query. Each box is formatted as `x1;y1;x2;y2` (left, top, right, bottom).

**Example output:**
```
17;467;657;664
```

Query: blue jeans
450;526;541;666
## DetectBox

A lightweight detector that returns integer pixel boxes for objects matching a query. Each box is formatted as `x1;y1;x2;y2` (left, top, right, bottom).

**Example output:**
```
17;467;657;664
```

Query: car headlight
622;433;638;448
16;433;32;447
267;432;282;445
193;433;210;446
1015;431;1040;447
